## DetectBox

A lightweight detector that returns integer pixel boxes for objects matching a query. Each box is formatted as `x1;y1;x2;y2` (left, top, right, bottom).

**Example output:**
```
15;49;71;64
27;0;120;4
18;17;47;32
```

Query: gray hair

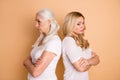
33;9;60;48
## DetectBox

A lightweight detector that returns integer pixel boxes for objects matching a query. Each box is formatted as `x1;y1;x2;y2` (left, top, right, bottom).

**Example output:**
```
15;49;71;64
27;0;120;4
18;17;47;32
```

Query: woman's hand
73;57;91;72
23;51;56;78
79;58;91;71
79;58;90;67
23;56;32;66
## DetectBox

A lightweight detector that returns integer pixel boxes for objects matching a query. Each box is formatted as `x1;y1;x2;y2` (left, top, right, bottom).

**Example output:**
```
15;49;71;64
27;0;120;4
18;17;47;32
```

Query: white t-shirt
62;37;92;80
28;35;61;80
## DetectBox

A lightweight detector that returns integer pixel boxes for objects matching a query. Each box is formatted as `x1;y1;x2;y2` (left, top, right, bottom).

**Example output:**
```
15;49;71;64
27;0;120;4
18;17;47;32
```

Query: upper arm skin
24;51;56;77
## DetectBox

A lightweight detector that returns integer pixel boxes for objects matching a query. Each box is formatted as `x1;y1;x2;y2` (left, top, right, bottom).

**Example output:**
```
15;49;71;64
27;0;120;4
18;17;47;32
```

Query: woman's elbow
93;57;100;66
32;71;40;78
73;63;88;72
96;58;100;65
75;67;87;72
31;68;42;78
97;58;100;64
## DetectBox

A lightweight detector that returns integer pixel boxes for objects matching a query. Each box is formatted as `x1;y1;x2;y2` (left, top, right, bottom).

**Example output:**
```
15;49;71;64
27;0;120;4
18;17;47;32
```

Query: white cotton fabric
62;37;92;80
28;35;61;80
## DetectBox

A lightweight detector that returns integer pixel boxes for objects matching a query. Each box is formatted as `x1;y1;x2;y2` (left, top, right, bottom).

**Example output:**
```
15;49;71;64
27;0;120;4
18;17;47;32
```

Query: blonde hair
63;11;89;49
33;9;60;48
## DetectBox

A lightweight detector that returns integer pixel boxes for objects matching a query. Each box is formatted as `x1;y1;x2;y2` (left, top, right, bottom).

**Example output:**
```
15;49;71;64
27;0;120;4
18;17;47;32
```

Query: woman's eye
35;19;40;23
37;20;40;23
77;23;80;25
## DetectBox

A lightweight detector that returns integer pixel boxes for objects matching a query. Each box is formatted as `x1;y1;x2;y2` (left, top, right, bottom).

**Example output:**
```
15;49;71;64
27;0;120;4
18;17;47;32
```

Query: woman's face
73;17;85;35
35;15;51;34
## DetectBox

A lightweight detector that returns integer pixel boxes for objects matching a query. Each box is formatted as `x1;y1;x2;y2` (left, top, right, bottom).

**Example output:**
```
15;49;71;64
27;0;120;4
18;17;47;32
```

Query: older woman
23;9;61;80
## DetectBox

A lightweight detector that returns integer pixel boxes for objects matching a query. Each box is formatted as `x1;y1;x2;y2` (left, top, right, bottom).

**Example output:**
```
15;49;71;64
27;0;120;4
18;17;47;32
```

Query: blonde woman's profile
62;11;100;80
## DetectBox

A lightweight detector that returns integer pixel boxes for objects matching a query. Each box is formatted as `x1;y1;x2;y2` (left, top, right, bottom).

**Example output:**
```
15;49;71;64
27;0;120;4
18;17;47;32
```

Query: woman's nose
80;25;83;28
35;22;39;28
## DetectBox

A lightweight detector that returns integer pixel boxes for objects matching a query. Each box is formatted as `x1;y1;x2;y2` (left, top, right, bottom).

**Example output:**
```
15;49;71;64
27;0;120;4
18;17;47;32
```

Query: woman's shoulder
52;35;61;41
62;36;75;43
48;35;61;44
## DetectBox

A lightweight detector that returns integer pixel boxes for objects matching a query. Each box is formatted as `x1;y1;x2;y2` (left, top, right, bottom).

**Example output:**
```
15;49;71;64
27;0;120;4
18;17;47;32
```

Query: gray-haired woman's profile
23;9;61;80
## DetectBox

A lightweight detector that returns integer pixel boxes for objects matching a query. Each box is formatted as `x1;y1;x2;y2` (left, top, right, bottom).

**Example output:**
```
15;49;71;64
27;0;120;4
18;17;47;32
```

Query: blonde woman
62;11;100;80
23;9;61;80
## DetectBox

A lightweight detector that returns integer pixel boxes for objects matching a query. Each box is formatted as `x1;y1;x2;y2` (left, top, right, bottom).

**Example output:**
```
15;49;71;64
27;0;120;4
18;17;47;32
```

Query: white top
28;35;61;80
62;37;92;80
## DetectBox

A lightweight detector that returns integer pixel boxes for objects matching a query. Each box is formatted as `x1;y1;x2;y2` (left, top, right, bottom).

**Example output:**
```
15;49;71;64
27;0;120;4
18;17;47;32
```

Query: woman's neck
72;32;78;38
38;33;46;46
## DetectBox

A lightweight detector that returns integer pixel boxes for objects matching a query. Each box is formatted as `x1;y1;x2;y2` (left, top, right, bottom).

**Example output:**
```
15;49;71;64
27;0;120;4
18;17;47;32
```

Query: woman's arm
72;57;91;72
23;56;34;74
72;52;100;72
87;52;100;66
23;51;56;77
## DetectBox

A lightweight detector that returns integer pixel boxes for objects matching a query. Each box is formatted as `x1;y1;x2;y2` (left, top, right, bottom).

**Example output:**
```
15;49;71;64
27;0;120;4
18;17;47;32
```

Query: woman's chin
78;31;84;34
38;30;42;33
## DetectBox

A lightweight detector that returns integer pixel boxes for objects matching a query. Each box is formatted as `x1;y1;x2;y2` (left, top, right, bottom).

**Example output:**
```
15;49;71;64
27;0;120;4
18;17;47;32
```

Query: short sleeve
62;37;83;63
45;36;61;55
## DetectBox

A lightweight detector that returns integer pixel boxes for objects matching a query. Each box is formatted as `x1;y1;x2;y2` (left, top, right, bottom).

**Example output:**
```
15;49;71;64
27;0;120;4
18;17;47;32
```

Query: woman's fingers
79;58;90;67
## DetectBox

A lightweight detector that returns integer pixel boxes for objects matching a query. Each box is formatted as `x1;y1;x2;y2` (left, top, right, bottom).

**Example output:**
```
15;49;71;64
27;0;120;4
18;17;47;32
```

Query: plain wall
0;0;120;80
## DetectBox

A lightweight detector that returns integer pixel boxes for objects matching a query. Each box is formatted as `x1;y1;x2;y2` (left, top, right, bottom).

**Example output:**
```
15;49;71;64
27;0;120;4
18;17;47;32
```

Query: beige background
0;0;120;80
